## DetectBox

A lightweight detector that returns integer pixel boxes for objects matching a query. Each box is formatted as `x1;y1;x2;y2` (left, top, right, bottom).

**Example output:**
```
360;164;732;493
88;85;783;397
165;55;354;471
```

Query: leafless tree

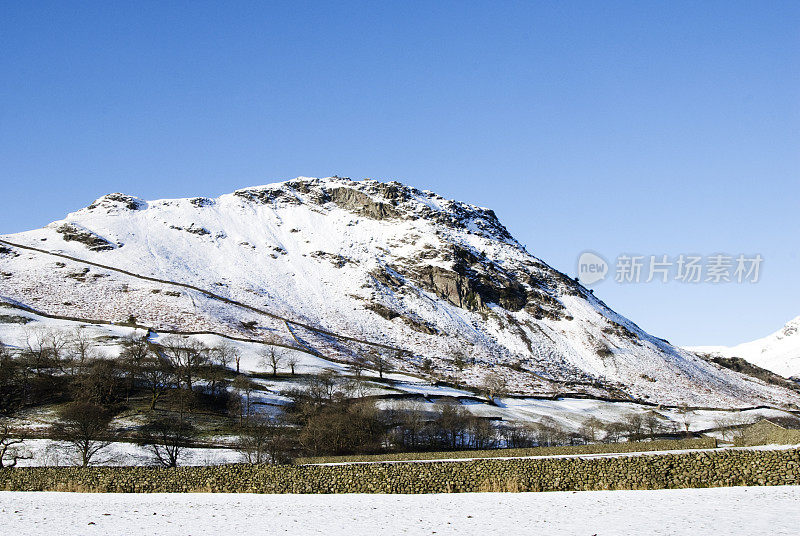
119;335;150;400
350;355;367;378
53;401;114;466
211;341;240;372
623;413;645;441
369;350;392;379
138;415;197;467
602;420;627;443
0;342;24;417
0;420;32;468
481;372;507;402
260;346;285;377
643;410;665;439
579;417;603;443
21;327;64;375
68;328;97;373
159;337;208;391
236;416;291;464
138;354;175;410
232;374;259;425
286;355;299;375
677;404;693;437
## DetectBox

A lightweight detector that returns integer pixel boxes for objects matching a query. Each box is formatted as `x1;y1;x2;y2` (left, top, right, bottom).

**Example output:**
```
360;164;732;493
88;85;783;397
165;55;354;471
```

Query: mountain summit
0;177;796;407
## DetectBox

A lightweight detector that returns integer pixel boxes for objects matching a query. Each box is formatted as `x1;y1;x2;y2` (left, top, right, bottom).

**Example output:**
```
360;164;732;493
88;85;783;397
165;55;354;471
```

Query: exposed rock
328;187;400;220
87;193;145;211
0;314;32;324
168;223;211;236
189;197;214;208
310;251;353;268
0;246;18;258
55;223;116;252
234;186;302;205
365;301;438;334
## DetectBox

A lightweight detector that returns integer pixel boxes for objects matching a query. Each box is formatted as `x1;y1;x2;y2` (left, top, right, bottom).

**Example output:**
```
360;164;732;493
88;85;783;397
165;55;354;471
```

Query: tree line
0;328;722;468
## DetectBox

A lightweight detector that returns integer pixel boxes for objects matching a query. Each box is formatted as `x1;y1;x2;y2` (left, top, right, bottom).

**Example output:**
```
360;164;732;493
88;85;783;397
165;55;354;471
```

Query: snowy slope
1;176;797;408
688;316;800;379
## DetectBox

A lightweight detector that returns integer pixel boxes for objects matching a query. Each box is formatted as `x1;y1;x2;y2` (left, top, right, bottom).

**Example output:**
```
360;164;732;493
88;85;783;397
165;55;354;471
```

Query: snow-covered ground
1;486;798;535
688;316;800;379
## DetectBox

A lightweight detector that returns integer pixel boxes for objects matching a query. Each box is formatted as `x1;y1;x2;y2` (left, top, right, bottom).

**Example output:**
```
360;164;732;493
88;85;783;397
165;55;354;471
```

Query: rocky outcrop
234;186;302;205
55;224;116;252
329;187;400;220
189;197;214;208
87;193;145;211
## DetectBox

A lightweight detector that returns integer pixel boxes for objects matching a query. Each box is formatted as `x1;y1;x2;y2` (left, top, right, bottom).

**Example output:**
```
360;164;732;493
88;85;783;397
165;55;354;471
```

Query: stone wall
296;437;717;464
736;420;800;447
2;447;798;494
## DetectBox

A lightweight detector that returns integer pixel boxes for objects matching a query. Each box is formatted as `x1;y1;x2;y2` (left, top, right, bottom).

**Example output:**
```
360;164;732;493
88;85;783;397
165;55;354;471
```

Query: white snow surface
2;486;798;536
688;316;800;379
1;176;798;407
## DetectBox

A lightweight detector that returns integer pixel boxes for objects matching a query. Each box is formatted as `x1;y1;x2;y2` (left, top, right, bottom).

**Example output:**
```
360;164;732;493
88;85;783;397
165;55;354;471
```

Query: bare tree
232;375;259;425
236;416;291;464
286;355;299;376
677;404;693;437
350;355;367;378
42;329;70;370
0;420;32;468
211;341;240;372
579;417;603;443
602;420;627;443
138;354;175;410
260;346;285;377
305;369;343;406
159;337;208;391
119;336;150;400
21;327;56;375
53;402;114;466
369;350;392;379
0;343;24;417
643;410;665;439
68;328;97;373
138;415;197;468
481;372;507;402
622;413;645;441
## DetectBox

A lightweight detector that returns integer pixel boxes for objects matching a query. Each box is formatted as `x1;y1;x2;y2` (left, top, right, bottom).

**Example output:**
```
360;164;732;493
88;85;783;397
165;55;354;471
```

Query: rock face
1;176;799;408
54;223;116;251
329;186;400;220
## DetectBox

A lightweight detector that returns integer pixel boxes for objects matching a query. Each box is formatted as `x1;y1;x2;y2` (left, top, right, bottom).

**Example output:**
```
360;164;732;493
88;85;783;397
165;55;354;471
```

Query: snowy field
1;486;799;536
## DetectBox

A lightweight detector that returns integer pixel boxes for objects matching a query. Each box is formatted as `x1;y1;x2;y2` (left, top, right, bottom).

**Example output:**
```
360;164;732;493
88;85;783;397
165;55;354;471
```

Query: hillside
1;176;797;408
689;316;800;380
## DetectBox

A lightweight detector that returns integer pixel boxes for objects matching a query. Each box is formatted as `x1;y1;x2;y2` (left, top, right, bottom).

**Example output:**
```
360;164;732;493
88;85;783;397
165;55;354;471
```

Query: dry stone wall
2;447;798;494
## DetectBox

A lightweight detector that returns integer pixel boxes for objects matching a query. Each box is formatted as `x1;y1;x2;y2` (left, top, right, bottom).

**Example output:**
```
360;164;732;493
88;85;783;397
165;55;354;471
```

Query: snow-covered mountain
1;176;797;408
688;317;800;380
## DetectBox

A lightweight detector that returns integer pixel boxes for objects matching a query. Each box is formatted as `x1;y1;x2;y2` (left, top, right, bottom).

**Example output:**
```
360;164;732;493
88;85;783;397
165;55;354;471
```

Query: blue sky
1;1;798;346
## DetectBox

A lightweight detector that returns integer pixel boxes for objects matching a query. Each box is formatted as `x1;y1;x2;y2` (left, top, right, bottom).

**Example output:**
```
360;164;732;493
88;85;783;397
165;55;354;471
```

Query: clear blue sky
1;1;798;346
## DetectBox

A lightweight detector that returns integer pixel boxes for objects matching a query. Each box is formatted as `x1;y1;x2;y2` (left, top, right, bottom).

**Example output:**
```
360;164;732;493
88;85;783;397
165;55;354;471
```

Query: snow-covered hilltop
688;316;800;380
1;176;797;408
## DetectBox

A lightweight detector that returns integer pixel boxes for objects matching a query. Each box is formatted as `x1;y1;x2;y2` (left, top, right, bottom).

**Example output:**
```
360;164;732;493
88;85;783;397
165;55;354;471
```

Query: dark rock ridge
54;223;116;252
233;178;514;243
87;193;146;211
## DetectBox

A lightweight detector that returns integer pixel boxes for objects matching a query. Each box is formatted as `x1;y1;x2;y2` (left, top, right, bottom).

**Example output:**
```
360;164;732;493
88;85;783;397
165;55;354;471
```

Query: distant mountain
688;317;800;381
1;176;797;408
